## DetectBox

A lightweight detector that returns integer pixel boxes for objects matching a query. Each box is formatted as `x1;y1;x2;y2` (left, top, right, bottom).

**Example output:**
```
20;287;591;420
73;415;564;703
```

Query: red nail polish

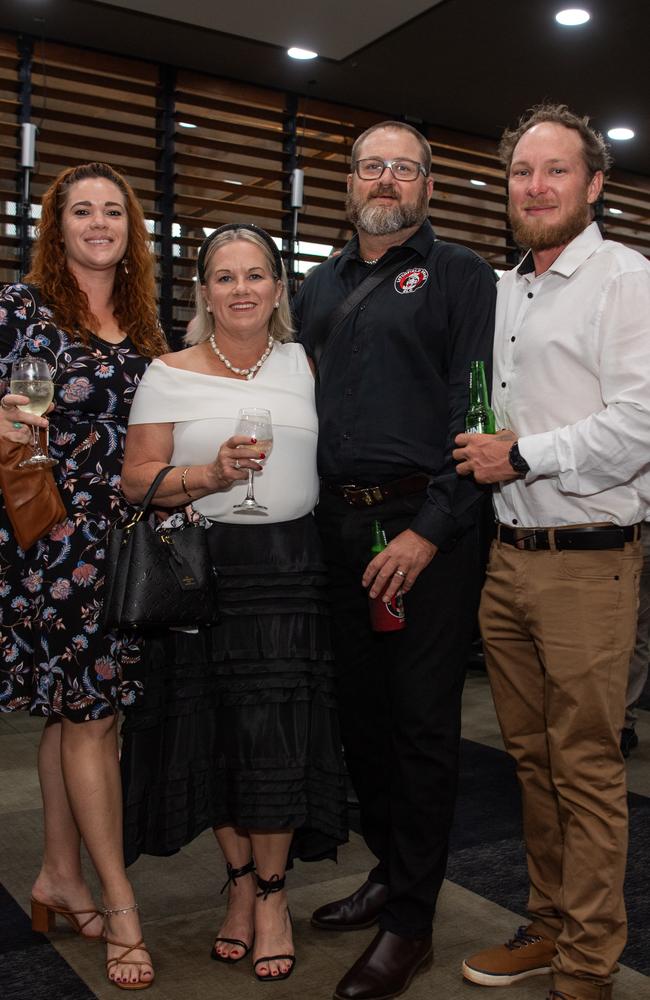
251;437;257;443
260;452;265;459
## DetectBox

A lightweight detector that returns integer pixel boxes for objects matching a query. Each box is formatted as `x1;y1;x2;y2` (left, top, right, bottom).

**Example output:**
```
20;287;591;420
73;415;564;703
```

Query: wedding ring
234;458;240;470
395;569;406;578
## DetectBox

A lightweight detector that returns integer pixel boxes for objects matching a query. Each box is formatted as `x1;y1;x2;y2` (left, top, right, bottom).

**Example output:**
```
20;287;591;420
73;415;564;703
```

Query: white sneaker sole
461;961;553;986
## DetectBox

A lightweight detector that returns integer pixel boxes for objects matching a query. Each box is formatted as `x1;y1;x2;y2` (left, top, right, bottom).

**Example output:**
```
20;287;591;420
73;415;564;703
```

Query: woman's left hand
205;434;266;492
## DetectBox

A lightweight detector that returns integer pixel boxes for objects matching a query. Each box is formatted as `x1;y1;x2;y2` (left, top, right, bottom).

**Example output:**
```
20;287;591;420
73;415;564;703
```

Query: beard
509;197;591;252
346;181;430;236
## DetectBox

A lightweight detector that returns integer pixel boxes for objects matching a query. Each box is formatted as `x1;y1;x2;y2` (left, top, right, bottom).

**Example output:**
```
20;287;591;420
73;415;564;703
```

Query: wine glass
232;407;273;515
10;357;56;467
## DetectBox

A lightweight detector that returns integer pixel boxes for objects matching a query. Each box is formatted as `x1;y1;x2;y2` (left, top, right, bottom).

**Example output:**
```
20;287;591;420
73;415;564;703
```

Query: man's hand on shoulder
363;529;437;603
453;428;520;484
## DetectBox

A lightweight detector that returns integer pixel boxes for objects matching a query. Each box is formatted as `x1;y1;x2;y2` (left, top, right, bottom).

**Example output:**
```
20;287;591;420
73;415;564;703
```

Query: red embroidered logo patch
394;268;429;294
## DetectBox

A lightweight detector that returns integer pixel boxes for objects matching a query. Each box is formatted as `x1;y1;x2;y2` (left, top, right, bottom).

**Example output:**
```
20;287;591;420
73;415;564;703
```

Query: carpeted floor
0;884;96;1000
2;688;648;997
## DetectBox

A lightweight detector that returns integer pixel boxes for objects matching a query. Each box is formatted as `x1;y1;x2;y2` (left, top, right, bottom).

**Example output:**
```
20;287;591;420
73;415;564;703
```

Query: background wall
1;32;648;343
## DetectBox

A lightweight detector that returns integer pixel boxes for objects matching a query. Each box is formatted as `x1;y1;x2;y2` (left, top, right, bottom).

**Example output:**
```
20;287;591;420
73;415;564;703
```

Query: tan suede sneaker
462;924;556;986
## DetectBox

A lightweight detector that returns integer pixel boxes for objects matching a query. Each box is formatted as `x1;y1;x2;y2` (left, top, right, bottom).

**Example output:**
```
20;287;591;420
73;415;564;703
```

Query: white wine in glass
232;407;273;515
10;357;56;467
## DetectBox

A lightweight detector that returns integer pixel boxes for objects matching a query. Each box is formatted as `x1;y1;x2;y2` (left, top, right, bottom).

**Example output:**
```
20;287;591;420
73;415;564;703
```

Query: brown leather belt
320;473;430;509
497;522;642;552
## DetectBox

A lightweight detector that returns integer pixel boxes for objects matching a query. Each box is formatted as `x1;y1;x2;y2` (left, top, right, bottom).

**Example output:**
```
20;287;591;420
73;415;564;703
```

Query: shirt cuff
517;431;560;478
409;504;459;548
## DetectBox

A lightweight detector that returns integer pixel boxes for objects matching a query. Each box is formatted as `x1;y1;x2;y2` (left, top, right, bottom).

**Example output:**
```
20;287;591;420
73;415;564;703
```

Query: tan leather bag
0;430;67;551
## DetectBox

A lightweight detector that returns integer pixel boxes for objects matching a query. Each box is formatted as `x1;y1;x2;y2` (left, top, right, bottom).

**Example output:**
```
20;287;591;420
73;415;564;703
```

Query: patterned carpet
0;884;96;1000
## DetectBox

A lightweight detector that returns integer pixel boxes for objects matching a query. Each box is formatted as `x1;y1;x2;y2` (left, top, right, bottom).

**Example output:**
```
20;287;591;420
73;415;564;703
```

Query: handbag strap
311;246;421;369
137;464;176;514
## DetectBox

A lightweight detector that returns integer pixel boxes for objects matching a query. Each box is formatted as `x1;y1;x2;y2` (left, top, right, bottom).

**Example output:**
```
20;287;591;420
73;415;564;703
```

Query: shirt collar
516;221;604;279
336;219;436;272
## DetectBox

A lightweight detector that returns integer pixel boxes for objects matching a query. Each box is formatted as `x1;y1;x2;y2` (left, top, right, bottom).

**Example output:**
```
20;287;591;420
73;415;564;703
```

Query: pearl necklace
208;333;273;380
362;256;380;265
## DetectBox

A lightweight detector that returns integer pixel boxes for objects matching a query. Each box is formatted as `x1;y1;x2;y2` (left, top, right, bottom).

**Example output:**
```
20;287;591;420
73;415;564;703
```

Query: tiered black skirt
120;514;348;867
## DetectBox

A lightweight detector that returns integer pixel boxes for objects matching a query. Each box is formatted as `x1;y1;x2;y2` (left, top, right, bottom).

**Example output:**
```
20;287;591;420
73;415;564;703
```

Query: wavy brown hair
499;103;612;178
26;162;167;358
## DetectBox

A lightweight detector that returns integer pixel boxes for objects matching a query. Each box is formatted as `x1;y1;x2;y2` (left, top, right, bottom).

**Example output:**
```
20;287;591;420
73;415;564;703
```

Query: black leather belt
320;473;430;509
497;522;642;552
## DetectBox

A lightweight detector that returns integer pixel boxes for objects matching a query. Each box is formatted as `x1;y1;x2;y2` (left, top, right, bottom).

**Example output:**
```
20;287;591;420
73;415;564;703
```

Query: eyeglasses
353;158;427;182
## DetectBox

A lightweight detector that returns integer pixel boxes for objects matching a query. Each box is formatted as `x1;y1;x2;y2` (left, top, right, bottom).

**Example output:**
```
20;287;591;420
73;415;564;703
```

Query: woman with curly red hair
0;162;167;990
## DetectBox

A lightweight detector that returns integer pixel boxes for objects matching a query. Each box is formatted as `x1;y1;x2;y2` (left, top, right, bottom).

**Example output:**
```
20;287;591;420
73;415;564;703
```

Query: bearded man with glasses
293;121;496;1000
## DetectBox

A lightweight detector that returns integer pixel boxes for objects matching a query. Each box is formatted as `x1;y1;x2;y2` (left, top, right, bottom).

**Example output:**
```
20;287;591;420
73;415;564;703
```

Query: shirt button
352;346;359;354
501;381;506;388
512;518;518;525
511;336;516;342
359;304;366;311
342;432;351;440
527;292;533;299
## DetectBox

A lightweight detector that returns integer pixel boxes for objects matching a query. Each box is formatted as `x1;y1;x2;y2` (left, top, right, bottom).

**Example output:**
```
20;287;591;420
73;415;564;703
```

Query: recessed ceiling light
555;8;590;25
287;46;318;60
470;179;487;187
179;121;197;129
608;207;623;215
607;127;634;141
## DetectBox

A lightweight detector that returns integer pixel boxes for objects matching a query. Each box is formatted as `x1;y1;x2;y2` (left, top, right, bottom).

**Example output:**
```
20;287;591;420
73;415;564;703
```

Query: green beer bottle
465;360;496;434
368;520;406;632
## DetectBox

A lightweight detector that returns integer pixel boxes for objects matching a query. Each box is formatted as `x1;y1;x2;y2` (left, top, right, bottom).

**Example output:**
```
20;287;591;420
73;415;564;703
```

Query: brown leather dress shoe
311;880;389;931
333;929;433;1000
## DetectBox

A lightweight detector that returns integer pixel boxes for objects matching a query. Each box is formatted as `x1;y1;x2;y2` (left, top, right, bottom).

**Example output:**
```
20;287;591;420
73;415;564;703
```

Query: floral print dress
0;283;148;721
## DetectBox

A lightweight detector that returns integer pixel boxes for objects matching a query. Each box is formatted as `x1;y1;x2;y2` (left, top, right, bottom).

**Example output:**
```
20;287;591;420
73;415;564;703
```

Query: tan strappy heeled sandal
31;897;103;939
103;903;154;992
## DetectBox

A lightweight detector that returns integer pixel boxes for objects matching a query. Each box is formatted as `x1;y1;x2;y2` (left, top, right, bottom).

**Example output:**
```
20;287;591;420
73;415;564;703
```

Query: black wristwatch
508;442;530;476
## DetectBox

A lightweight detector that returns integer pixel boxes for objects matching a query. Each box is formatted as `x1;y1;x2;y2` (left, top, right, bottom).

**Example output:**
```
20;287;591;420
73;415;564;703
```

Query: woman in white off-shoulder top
119;224;346;983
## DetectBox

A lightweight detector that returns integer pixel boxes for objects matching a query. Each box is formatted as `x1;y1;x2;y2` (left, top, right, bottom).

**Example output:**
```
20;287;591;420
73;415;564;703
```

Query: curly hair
499;103;612;178
26;162;167;358
186;227;293;346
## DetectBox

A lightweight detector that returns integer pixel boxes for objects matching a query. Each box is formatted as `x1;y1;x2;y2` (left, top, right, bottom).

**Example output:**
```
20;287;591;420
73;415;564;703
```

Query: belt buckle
515;533;537;551
360;486;384;507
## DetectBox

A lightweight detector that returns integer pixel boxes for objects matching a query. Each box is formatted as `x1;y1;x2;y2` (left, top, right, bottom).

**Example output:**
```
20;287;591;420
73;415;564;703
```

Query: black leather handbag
102;465;219;631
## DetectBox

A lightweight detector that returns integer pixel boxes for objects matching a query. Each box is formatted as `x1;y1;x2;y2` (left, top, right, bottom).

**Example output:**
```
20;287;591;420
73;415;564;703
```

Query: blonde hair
186;228;293;346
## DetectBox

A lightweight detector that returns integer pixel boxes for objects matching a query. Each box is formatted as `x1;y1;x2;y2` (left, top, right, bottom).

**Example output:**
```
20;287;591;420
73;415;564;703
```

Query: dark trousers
315;490;481;938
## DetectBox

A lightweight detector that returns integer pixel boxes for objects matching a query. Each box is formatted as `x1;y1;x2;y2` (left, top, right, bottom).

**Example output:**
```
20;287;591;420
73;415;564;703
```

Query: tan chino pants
479;537;641;996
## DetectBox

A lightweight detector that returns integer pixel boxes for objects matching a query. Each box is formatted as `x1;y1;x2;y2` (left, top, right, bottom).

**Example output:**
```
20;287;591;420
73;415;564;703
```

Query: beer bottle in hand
368;519;406;632
465;360;496;434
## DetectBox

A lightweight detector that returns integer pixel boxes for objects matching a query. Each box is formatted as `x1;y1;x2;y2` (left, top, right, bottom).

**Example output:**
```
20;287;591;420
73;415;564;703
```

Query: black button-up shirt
293;221;496;547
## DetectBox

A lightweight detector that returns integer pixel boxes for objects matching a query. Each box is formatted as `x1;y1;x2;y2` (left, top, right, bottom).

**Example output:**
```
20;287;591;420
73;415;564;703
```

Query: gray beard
346;188;429;236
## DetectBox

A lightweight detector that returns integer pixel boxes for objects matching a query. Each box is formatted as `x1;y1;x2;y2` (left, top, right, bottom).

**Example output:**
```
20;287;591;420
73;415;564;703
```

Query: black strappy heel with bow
253;874;295;983
210;860;256;964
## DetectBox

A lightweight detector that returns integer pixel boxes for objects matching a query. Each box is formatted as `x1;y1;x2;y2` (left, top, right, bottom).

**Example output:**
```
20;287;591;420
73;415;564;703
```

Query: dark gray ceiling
3;0;649;177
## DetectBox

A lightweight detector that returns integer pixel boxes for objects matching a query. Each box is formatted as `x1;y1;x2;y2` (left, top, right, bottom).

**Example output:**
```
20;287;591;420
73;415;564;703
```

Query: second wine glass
232;407;273;515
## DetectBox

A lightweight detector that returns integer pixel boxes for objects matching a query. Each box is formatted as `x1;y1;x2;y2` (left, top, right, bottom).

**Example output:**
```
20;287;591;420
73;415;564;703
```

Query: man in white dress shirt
453;104;650;1000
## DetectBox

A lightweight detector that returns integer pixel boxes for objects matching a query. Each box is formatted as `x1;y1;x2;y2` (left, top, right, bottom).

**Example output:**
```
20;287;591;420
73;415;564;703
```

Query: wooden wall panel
1;31;649;339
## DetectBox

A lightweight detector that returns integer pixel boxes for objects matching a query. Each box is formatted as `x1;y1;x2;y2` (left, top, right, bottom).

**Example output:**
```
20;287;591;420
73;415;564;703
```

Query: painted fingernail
259;452;265;459
251;437;257;443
